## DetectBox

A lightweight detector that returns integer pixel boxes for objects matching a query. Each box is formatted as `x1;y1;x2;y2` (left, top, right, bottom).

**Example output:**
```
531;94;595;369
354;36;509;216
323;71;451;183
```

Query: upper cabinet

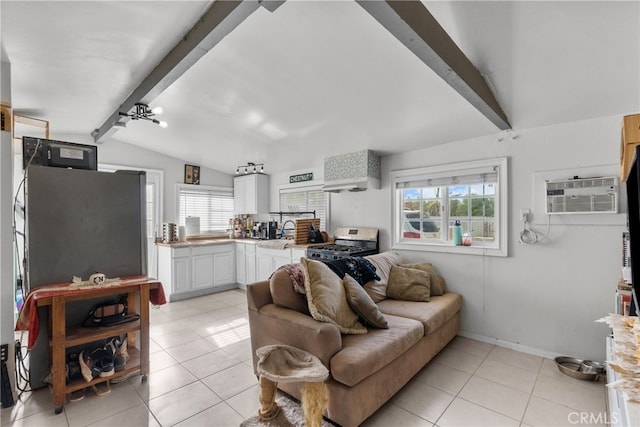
620;114;640;182
234;173;269;214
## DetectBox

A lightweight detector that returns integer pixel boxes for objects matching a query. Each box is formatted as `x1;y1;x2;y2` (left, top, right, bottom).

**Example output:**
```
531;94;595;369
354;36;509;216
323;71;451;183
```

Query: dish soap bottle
453;220;463;246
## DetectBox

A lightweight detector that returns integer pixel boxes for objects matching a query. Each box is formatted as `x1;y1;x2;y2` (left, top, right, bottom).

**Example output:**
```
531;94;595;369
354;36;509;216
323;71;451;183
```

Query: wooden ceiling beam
92;0;286;143
357;0;511;130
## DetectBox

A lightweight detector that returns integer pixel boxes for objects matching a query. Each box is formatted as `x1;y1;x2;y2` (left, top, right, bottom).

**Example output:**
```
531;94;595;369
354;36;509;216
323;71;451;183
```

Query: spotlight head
151;106;163;115
158;120;168;128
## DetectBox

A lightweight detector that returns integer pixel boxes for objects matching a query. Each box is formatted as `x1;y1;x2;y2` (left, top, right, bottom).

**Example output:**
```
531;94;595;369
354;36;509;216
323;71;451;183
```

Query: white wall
52;134;233;224
269;115;625;361
329;114;625;361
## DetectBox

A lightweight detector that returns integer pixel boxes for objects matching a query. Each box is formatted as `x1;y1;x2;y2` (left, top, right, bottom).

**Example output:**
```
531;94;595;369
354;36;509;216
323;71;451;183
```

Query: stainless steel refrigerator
25;165;147;388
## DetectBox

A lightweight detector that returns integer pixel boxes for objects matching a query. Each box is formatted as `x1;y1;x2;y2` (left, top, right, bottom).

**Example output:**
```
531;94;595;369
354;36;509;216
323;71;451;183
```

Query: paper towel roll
185;217;200;236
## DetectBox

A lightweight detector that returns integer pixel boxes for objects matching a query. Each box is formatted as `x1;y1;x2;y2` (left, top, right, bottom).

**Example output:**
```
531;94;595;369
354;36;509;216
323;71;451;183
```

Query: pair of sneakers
78;336;128;382
79;347;114;382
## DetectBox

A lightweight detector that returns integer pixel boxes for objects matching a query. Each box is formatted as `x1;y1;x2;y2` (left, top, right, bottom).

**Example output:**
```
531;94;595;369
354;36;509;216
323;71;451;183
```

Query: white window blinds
395;166;498;189
279;188;327;231
178;187;233;235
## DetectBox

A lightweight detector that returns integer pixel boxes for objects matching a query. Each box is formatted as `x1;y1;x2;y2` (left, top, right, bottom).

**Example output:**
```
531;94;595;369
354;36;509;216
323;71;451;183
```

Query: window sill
392;241;507;257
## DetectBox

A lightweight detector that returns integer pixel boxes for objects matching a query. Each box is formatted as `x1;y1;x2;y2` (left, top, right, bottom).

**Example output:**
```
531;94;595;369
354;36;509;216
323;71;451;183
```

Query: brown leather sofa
246;253;462;427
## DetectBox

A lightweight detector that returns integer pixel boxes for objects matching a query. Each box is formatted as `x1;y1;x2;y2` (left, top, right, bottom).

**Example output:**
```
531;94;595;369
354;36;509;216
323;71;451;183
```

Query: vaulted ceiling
2;1;639;175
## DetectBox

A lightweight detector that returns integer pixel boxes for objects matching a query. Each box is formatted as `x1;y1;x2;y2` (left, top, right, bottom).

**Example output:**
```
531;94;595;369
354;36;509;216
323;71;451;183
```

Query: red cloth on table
15;276;166;350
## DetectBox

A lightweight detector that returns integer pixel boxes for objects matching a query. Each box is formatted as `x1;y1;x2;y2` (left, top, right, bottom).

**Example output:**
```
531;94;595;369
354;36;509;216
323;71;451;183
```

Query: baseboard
458;331;564;360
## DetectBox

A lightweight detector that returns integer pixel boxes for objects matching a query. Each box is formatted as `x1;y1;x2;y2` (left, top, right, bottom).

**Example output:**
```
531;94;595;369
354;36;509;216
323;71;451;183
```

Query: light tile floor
1;289;607;427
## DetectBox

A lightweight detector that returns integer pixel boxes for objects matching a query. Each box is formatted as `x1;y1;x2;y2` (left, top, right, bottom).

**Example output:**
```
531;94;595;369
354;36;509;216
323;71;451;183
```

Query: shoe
90;347;115;378
66;361;82;381
92;382;111;396
79;350;95;382
106;335;129;372
69;389;85;402
80;347;114;381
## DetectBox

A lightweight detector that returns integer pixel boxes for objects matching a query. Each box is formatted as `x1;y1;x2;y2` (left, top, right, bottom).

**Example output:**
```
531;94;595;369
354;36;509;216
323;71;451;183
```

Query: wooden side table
29;277;163;413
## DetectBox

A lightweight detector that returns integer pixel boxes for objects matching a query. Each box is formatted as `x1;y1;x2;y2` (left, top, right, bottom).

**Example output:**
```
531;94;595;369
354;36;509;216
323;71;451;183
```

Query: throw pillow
323;257;380;285
386;265;431;302
401;263;446;296
343;274;388;329
300;258;367;334
363;251;402;302
269;268;310;315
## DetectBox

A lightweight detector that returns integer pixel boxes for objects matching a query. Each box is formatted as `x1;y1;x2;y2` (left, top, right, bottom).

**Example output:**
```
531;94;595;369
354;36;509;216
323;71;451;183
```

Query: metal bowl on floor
554;356;604;381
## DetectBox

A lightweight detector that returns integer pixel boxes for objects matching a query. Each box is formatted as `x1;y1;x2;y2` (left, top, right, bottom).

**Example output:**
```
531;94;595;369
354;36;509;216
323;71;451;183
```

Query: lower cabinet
235;243;257;289
256;247;297;281
235;243;308;285
158;243;236;301
246;244;257;284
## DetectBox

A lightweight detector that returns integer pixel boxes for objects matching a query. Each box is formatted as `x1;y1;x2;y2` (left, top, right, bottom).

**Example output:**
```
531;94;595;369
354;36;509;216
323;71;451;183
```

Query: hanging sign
290;172;313;184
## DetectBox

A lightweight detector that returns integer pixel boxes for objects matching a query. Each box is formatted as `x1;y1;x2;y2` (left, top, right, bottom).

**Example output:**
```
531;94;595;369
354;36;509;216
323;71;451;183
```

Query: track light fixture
235;162;264;175
119;103;167;128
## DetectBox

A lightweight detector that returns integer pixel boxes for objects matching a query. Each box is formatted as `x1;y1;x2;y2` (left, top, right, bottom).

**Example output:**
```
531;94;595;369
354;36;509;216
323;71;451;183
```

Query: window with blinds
279;186;328;231
391;158;508;257
178;186;234;235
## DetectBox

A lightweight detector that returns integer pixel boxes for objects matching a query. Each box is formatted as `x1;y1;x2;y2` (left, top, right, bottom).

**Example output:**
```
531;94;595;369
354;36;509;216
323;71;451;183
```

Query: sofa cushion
386;265;431;302
330;314;423;387
363;251;402;302
377;293;462;335
270;268;310;315
401;263;446;296
343;274;388;329
301;258;367;335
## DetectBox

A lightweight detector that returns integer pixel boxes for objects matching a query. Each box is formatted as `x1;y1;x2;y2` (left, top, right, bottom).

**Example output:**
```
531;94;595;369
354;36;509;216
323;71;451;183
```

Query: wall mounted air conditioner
545;176;618;214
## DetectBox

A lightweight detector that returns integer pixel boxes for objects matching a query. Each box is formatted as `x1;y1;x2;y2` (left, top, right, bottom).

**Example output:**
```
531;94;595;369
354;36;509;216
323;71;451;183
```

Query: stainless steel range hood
322;150;381;192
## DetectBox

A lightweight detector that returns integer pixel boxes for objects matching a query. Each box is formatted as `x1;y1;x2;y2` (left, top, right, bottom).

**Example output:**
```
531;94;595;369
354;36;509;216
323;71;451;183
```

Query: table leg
51;297;66;413
139;284;150;376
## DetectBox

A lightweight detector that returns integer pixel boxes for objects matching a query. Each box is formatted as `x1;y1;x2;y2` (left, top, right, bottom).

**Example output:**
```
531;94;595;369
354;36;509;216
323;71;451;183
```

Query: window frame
391;157;508;257
278;182;330;233
175;183;234;237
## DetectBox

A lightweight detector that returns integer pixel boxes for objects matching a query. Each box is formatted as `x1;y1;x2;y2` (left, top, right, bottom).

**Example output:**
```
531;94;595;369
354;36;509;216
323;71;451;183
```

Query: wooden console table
18;276;165;413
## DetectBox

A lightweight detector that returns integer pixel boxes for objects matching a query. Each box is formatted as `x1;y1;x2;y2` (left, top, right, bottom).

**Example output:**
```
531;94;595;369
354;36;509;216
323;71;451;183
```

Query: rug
240;396;333;427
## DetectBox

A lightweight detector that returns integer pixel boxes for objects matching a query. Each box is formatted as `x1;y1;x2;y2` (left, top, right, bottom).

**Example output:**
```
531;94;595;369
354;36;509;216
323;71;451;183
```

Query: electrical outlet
0;344;8;363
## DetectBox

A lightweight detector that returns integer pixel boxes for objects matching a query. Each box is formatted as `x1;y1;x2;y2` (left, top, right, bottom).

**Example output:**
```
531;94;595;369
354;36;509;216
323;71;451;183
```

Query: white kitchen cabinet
236;243;246;285
213;245;235;286
234;174;269;215
246;244;257;284
235;242;258;289
157;242;237;301
291;248;306;263
192;246;214;291
256;246;300;280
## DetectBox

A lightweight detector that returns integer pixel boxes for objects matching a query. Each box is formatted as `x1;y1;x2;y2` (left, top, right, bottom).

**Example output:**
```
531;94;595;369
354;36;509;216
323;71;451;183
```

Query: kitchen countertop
156;238;328;249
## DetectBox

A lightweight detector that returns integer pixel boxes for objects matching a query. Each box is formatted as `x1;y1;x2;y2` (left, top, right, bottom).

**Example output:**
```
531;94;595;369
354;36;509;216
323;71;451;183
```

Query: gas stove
306;227;379;261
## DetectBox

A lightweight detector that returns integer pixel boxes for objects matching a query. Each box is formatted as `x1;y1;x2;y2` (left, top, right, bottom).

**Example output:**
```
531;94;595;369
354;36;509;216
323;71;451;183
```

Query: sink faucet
282;220;296;231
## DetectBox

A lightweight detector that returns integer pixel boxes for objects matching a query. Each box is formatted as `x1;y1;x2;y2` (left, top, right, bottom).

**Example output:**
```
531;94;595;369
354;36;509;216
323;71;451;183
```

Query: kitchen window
177;184;234;236
391;157;508;257
279;184;329;232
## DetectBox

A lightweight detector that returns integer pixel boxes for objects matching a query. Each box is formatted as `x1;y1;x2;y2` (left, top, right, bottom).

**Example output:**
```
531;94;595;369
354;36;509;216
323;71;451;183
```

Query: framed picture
184;164;200;185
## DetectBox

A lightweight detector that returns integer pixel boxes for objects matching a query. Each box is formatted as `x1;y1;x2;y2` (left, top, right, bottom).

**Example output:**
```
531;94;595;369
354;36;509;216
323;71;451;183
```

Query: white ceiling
2;1;639;175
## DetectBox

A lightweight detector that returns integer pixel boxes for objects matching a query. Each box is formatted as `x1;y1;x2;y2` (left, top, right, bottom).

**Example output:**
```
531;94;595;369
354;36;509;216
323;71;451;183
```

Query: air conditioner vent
545;176;618;214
